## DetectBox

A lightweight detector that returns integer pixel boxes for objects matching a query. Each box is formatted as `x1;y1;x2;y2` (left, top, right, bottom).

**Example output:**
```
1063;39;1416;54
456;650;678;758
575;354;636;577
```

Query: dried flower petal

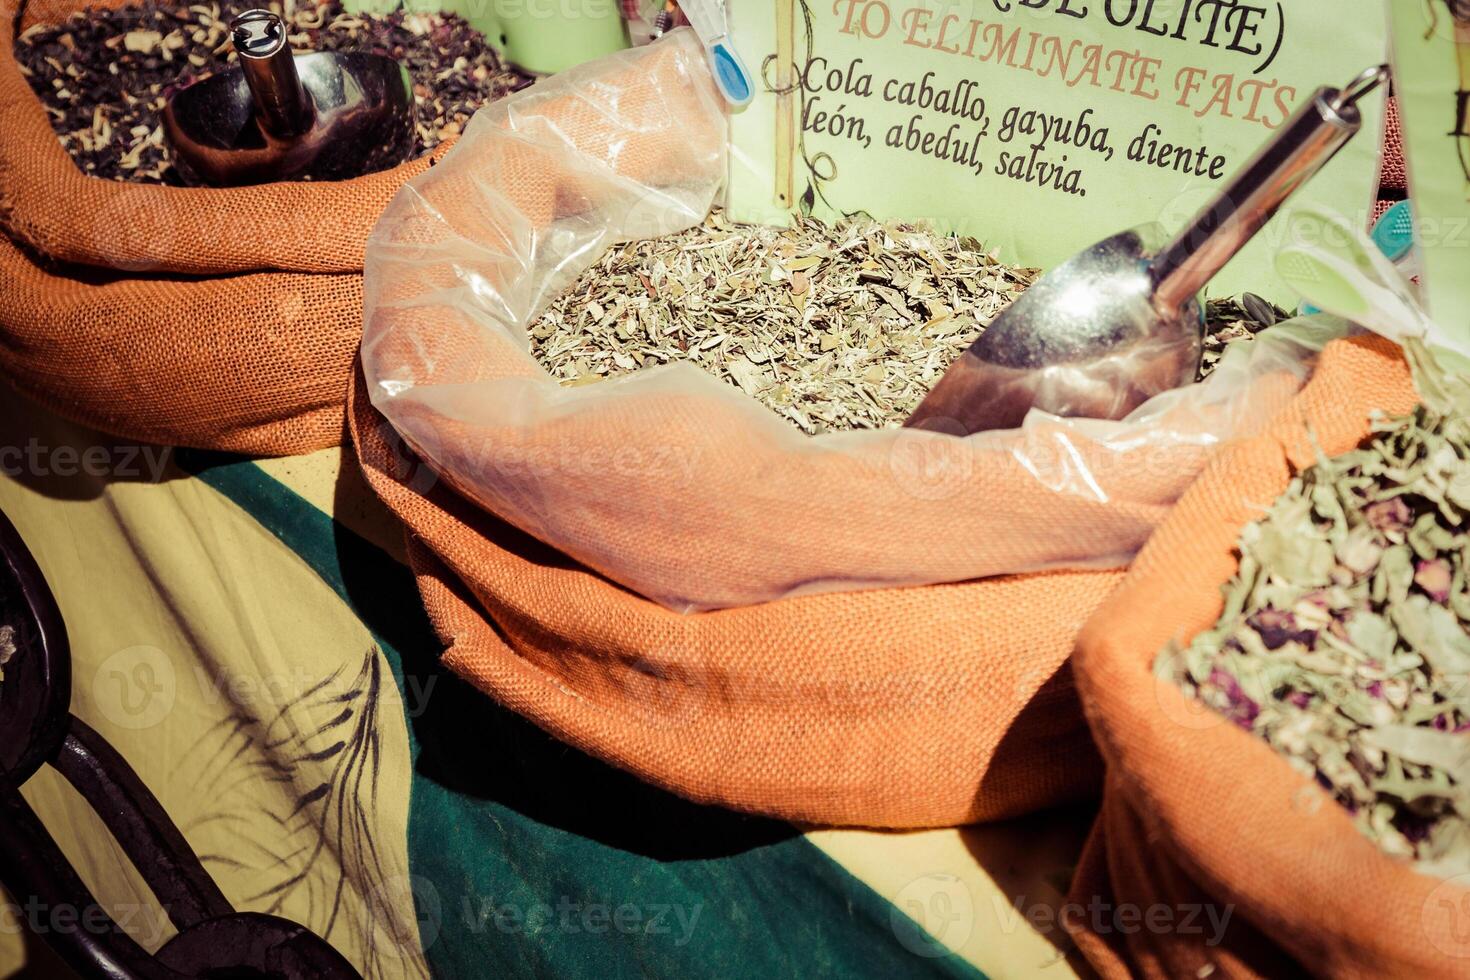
1366;497;1413;535
1415;559;1453;604
1247;608;1308;650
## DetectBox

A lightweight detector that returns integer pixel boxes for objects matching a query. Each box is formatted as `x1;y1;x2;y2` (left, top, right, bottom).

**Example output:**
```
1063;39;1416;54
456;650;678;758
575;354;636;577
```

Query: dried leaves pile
531;211;1033;433
1202;292;1290;376
531;210;1274;433
14;0;531;183
1160;342;1470;876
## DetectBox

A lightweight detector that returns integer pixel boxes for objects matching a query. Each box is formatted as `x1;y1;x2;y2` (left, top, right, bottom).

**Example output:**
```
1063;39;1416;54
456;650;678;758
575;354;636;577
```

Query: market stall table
0;380;1095;979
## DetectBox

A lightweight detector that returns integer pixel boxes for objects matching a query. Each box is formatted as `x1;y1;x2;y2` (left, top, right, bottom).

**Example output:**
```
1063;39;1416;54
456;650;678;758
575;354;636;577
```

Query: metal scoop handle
231;10;314;138
1150;65;1390;315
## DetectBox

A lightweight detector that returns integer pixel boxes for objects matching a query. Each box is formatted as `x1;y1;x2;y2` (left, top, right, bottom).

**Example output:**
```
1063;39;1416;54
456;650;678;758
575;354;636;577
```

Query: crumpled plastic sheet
361;29;1345;612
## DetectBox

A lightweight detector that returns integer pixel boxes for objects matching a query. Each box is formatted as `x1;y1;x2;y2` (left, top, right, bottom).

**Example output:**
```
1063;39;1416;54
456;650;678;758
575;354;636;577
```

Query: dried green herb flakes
530;211;1265;434
530;210;1035;434
1159;342;1470;876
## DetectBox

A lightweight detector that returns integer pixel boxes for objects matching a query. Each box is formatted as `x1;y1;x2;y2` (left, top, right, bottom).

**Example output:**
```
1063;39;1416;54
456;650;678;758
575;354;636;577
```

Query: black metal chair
0;506;361;979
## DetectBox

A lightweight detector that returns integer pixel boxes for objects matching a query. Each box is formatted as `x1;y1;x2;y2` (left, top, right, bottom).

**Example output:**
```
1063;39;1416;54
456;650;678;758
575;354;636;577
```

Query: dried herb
1202;292;1287;377
530;210;1034;433
14;0;532;184
1159;341;1470;876
531;210;1274;433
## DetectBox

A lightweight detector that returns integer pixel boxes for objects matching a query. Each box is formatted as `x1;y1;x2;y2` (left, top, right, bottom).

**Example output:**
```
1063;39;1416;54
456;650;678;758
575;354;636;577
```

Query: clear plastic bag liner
362;30;1346;612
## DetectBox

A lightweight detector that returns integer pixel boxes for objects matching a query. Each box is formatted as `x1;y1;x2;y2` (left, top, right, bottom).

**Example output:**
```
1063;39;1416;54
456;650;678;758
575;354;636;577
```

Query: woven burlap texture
1383;96;1407;192
347;31;1114;826
1066;336;1470;977
351;361;1112;827
350;31;1419;824
0;0;442;453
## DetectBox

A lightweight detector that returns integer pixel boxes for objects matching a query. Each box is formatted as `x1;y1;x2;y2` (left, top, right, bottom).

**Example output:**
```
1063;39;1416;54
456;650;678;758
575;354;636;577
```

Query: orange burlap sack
350;31;1365;824
0;0;443;452
360;28;1343;615
342;28;1122;826
1066;335;1470;976
350;368;1112;827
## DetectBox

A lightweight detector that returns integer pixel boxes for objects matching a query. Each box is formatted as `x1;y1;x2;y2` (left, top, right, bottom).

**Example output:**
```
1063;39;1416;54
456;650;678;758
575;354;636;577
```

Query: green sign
727;0;1387;299
1389;0;1470;346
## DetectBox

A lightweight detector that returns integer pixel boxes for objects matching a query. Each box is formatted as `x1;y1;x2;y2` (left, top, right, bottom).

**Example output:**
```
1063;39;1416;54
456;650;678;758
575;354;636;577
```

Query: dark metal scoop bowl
163;9;415;186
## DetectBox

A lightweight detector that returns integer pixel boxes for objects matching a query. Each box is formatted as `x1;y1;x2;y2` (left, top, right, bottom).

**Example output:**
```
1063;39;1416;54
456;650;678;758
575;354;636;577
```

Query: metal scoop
163;9;415;186
906;65;1391;435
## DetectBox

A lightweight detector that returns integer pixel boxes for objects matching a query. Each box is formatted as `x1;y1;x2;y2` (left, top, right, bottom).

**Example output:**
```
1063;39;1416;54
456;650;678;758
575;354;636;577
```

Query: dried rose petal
1247;608;1313;650
1397;813;1434;843
1209;667;1261;727
1414;559;1453;604
1365;497;1413;534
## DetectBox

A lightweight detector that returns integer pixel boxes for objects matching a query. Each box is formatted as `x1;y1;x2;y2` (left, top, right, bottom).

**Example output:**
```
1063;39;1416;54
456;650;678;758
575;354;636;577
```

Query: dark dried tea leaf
1241;291;1283;329
1159;341;1470;877
1200;295;1284;376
